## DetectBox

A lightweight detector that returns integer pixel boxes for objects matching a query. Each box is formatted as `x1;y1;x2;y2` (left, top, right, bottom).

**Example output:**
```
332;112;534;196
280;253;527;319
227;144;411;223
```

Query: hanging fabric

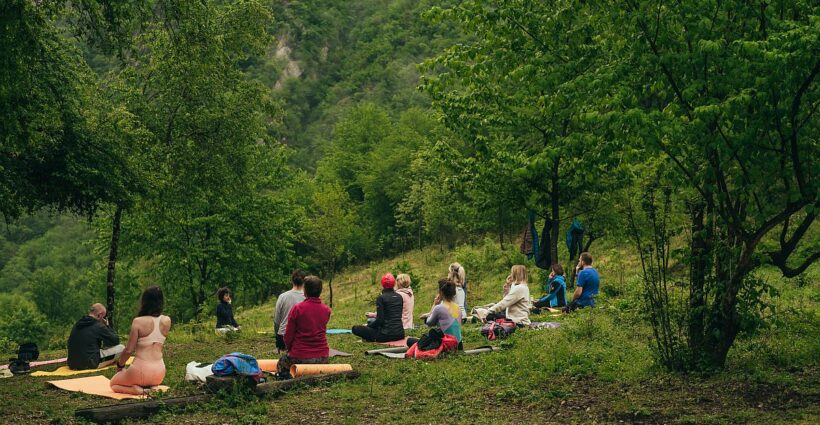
566;218;584;262
535;218;551;269
519;210;540;260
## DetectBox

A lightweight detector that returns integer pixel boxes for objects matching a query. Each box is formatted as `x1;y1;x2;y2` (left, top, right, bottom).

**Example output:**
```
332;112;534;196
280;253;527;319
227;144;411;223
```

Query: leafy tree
421;0;625;265
0;0;142;221
110;0;299;321
616;0;818;368
304;183;358;307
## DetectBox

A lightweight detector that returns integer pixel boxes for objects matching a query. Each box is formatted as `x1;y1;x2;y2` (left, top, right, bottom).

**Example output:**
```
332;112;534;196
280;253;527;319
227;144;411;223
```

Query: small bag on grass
480;319;517;341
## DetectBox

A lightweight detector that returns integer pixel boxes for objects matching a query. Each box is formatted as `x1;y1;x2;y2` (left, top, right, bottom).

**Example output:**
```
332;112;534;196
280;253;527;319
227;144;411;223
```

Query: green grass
2;239;818;424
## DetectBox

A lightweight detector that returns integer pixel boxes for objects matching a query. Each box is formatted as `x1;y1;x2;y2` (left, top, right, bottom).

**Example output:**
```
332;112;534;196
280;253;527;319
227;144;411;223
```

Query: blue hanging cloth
566;218;584;261
529;210;540;260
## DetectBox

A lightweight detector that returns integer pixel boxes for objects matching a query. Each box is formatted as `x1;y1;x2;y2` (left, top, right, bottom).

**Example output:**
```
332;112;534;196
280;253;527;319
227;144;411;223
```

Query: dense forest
1;0;817;375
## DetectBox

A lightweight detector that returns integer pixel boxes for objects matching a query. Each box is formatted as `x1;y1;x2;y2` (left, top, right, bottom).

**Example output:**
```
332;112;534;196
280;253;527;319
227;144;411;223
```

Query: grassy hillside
2;239;818;424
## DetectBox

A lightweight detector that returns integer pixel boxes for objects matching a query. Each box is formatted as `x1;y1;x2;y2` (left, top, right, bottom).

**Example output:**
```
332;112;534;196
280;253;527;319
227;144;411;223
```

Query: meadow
2;239;817;424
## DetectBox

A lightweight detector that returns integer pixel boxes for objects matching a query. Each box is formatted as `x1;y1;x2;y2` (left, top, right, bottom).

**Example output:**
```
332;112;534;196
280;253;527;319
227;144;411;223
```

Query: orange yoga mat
257;359;279;372
47;375;169;400
289;363;352;378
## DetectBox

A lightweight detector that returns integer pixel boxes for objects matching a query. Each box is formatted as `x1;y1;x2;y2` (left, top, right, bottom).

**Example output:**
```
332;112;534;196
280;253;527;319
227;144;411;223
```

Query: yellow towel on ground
32;357;134;377
47;375;169;400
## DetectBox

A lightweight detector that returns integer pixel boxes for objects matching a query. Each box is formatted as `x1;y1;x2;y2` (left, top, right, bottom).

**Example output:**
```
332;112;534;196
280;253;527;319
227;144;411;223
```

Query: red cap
381;273;396;288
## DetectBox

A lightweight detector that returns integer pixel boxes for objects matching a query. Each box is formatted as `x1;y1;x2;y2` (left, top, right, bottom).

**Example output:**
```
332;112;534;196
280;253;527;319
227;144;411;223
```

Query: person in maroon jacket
276;275;332;378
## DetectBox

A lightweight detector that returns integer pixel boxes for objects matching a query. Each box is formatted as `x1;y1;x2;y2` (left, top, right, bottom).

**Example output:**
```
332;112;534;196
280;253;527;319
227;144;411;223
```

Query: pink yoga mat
379;338;409;347
0;357;67;370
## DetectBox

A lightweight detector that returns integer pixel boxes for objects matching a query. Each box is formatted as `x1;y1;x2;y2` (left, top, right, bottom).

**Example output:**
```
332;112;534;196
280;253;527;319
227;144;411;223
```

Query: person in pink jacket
395;274;414;330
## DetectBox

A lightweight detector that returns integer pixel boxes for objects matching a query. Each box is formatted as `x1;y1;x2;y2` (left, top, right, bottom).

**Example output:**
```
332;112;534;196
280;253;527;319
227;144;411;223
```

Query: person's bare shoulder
160;315;172;334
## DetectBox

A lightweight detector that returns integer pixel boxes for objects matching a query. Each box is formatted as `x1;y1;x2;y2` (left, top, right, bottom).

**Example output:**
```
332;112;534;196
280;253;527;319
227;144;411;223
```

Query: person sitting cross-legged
407;278;463;352
532;264;567;311
484;265;531;326
276;275;332;379
67;303;125;370
563;252;600;313
352;273;405;342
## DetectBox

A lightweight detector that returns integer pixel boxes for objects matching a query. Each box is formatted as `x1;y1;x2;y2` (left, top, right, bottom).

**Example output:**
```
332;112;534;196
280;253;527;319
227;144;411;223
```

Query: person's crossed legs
97;344;125;368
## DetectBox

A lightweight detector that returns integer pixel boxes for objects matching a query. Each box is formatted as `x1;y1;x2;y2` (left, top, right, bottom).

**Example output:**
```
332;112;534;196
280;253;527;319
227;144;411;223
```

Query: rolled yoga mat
463;346;503;355
289;364;353;378
364;346;408;355
257;359;279;372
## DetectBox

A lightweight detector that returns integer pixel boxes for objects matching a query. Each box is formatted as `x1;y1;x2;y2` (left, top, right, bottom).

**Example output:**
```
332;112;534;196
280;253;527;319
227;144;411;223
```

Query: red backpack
405;334;459;360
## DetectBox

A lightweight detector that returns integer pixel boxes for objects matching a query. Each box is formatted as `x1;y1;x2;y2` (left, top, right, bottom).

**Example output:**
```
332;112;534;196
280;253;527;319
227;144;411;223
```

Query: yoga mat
326;329;352;335
289;364;353;378
0;357;67;370
365;346;408;355
329;348;352;357
47;375;169;400
31;357;134;377
529;321;561;329
463;346;503;355
258;348;352;372
257;359;279;373
376;351;406;359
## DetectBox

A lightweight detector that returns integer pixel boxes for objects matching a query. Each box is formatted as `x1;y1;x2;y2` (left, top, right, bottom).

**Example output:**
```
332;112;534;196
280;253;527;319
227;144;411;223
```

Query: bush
0;294;49;347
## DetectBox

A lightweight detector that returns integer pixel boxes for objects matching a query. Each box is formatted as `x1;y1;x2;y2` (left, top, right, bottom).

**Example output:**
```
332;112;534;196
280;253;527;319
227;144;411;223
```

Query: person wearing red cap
351;273;405;342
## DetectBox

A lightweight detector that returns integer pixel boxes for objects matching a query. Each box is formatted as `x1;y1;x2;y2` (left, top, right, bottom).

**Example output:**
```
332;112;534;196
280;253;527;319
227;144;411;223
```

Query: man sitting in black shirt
67;303;124;370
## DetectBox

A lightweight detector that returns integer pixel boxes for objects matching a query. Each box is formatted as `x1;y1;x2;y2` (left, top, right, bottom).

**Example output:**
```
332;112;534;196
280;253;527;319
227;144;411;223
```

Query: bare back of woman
110;314;171;395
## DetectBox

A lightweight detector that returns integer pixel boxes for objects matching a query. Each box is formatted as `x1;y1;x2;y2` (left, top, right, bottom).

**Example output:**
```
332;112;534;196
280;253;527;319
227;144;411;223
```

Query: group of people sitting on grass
63;252;599;393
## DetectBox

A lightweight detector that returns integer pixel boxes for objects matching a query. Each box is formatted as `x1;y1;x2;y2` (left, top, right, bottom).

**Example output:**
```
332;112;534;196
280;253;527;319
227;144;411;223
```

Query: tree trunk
106;206;122;328
328;259;335;308
687;201;708;358
549;157;560;265
498;207;505;250
328;274;334;308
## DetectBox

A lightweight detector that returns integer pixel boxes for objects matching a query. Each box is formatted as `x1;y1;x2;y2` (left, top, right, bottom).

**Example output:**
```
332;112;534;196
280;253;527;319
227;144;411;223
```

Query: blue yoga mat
326;329;352;334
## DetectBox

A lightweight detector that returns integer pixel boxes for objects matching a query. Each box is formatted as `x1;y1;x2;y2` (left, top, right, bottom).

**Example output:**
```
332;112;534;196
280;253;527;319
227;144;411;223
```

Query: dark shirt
367;288;405;339
67;316;120;370
216;301;239;328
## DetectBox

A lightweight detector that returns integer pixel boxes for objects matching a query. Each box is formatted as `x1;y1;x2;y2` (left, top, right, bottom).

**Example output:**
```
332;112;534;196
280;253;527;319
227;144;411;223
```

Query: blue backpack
211;352;263;381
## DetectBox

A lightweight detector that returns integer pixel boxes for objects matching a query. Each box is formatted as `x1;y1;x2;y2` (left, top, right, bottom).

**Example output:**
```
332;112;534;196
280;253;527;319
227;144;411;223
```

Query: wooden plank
74;394;212;423
252;370;359;395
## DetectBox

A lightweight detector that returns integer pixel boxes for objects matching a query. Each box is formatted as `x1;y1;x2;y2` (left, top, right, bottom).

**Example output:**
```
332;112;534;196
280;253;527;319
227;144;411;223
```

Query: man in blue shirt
564;252;599;312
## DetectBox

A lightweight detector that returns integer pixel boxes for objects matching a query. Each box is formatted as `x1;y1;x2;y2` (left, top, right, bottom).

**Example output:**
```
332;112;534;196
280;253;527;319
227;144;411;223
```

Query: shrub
0;294;49;347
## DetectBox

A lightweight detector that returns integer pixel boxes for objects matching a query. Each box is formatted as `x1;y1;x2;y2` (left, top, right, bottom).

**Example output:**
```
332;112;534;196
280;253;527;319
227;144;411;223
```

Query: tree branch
789;59;820;196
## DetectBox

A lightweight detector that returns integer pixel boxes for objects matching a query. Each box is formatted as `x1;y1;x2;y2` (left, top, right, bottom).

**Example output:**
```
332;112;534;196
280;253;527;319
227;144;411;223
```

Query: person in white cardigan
486;265;531;326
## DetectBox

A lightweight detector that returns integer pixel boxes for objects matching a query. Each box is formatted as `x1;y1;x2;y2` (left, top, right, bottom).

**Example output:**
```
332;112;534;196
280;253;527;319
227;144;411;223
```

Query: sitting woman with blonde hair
395;273;415;330
110;286;172;395
447;263;468;320
484;265;531;326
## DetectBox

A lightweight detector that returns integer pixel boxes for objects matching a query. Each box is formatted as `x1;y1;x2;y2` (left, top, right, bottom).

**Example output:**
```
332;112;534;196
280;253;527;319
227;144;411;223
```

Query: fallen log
74;394;212;423
252;370;360;395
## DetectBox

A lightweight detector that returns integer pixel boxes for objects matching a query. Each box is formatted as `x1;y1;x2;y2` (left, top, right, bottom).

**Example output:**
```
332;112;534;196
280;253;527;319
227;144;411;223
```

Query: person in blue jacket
533;264;567;309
